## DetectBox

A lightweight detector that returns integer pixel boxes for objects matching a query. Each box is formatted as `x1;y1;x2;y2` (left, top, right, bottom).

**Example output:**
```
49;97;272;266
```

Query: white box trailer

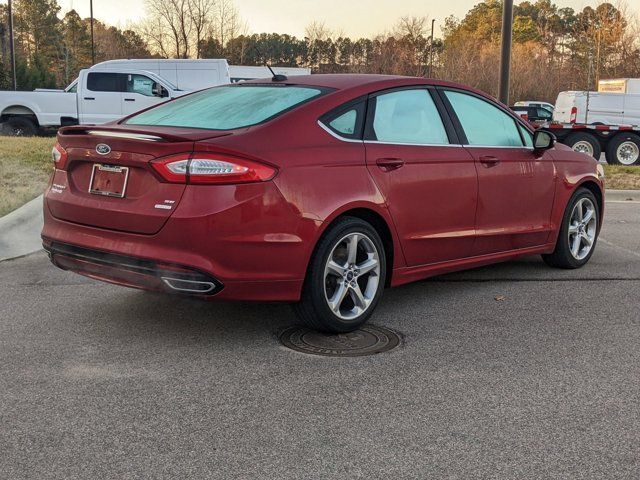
598;78;640;94
542;88;640;164
553;90;640;126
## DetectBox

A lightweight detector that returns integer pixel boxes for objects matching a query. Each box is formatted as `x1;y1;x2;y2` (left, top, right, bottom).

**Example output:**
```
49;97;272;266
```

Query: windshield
125;84;326;130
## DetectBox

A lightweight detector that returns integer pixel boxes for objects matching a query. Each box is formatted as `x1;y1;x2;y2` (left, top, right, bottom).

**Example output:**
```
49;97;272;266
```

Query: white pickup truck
0;59;231;135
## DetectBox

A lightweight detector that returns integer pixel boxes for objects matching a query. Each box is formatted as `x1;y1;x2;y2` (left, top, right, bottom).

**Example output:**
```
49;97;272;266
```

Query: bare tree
305;21;333;42
189;0;216;58
208;0;245;48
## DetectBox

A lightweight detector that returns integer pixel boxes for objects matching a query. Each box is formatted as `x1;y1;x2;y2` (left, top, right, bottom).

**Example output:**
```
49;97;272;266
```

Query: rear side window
87;72;122;92
444;90;523;147
126;84;326;130
371;89;449;144
329;110;358;135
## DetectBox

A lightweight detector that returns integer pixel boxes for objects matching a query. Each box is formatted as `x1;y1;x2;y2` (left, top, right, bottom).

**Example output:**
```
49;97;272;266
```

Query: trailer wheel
1;116;38;137
605;133;640;166
564;132;601;160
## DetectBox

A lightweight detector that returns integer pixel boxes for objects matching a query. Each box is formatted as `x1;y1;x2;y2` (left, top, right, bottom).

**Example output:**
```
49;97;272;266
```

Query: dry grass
603;165;640;190
0;136;54;217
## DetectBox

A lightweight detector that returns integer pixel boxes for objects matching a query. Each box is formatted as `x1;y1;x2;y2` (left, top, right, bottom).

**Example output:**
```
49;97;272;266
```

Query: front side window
87;72;122;92
126;84;325;130
445;90;524;147
371;89;449;144
518;124;534;147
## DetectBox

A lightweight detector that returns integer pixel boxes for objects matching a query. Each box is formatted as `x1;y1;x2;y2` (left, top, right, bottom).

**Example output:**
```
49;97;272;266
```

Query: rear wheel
564;132;601;160
1;116;37;136
293;217;386;333
605;133;640;166
542;188;599;269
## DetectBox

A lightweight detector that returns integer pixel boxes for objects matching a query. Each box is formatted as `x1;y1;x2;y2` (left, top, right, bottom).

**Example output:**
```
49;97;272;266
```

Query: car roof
241;74;497;102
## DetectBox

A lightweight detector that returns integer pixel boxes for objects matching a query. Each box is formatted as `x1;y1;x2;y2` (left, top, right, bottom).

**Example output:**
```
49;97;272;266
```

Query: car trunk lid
47;126;233;235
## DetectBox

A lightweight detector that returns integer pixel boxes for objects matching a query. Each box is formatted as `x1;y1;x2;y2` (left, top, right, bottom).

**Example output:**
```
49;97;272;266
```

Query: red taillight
52;143;68;169
151;153;277;185
570;106;577;124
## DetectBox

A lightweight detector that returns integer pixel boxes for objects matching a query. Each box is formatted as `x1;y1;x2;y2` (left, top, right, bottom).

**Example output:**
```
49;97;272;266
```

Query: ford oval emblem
96;143;111;155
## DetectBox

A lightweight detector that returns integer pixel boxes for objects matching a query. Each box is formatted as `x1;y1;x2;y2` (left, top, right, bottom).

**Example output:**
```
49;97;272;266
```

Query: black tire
1;116;38;136
605;132;640;166
542;187;600;269
293;216;387;333
564;132;601;160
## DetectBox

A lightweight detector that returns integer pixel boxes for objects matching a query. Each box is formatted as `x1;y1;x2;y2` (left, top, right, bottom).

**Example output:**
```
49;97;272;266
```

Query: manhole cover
280;325;400;357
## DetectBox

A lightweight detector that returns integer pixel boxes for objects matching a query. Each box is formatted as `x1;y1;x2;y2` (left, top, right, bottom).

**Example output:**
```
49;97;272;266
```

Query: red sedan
42;75;604;333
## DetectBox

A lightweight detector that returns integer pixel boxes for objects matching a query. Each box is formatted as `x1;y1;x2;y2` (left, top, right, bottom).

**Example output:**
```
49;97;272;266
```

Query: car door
363;87;478;267
80;72;123;124
440;88;556;256
122;73;169;116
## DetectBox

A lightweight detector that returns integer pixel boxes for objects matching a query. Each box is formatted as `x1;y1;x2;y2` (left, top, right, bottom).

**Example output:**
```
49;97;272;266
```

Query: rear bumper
42;183;315;302
44;240;224;296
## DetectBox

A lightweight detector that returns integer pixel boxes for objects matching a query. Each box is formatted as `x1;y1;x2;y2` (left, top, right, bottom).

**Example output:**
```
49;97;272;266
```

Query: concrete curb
605;189;640;202
0;195;44;262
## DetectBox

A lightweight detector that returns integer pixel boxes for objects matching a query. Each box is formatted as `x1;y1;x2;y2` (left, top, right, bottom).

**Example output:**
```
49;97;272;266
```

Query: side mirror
533;130;555;151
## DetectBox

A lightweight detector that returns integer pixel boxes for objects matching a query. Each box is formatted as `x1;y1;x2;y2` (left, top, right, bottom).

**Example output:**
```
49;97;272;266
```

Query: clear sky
49;0;638;37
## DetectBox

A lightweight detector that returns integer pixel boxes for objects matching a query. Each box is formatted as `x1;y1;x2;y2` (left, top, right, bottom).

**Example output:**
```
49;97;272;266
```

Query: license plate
89;164;129;198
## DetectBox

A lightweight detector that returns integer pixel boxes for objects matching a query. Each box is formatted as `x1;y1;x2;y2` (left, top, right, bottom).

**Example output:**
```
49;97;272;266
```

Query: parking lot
1;201;638;479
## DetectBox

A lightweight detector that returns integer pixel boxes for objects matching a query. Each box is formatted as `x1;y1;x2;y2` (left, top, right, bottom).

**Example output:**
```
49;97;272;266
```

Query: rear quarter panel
197;101;405;273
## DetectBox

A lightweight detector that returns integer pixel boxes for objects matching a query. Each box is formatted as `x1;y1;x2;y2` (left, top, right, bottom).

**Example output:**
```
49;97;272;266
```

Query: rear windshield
124;84;326;130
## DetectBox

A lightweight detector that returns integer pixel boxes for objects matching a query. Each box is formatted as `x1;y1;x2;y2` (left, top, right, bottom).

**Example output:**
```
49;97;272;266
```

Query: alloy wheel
567;197;597;260
572;140;594;157
615;141;640;165
323;232;381;320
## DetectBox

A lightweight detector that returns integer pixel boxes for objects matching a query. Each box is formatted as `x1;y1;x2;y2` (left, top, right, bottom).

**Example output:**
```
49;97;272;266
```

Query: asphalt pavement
0;201;639;479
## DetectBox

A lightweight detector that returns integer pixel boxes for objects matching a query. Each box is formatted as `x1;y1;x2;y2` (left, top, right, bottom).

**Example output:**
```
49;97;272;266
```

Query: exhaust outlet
161;277;217;294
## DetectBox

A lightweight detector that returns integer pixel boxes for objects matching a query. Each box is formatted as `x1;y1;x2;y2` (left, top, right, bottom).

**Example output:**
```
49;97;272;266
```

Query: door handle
479;155;500;167
376;157;404;171
83;97;95;100
124;98;135;102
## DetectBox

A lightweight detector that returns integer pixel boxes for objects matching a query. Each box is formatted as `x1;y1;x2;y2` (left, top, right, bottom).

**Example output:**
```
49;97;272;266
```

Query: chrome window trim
364;140;459;147
317;121;363;143
318;121;538;150
462;144;535;150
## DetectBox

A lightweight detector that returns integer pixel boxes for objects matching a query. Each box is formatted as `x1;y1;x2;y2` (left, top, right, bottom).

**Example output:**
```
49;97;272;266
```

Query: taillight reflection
52;143;68;169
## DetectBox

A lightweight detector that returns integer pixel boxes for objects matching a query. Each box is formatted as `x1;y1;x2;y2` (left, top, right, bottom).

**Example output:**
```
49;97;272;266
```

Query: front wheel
542;188;600;269
293;217;386;333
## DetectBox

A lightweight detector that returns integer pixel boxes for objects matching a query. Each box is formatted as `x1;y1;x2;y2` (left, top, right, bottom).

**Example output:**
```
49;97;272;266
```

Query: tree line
1;0;639;103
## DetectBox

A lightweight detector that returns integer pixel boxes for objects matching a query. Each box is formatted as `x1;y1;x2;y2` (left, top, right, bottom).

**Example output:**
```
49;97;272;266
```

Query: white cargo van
229;65;311;83
91;59;230;91
553;90;640;126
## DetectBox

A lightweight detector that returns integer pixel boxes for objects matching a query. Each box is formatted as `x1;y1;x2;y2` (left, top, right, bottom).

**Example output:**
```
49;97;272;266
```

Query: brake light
52;143;68;169
570;106;577;124
151;153;277;185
